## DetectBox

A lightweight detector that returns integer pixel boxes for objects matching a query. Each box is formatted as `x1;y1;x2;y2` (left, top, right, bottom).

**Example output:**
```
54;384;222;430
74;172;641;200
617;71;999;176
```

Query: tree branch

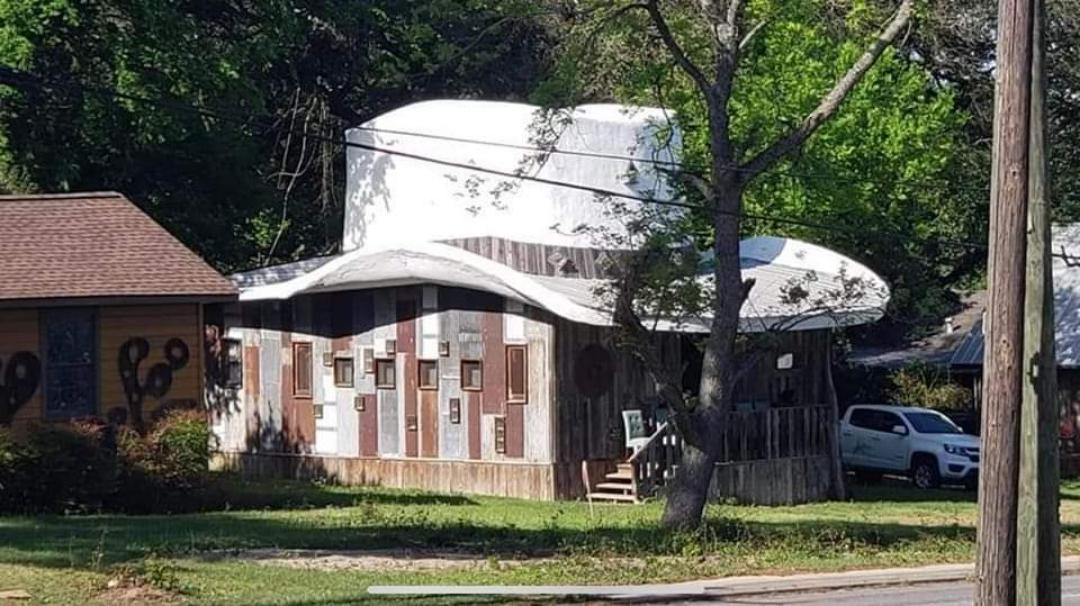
738;0;915;181
644;0;713;97
611;254;699;443
738;19;767;52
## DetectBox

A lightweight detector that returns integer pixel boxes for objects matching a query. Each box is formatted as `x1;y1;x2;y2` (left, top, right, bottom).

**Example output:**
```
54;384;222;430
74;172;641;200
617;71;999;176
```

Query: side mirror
891;424;908;436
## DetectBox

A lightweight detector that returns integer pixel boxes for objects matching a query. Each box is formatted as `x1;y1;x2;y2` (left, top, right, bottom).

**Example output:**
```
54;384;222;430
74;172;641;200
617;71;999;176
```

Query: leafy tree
541;0;954;528
0;0;549;270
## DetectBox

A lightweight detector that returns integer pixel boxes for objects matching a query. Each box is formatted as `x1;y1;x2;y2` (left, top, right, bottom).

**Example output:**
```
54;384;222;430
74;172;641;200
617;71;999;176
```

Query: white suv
840;404;980;489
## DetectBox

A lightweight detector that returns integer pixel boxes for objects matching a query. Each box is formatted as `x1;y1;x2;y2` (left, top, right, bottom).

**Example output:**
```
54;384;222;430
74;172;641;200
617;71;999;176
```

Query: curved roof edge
233;237;889;334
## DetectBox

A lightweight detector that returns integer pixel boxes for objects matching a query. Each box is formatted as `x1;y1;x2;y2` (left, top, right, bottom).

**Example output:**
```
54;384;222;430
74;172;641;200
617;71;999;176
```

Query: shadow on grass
199;475;478;511
0;509;990;571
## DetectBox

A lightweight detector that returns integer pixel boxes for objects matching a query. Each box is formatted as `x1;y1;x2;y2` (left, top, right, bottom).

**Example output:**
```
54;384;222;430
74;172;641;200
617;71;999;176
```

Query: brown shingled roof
0;192;236;302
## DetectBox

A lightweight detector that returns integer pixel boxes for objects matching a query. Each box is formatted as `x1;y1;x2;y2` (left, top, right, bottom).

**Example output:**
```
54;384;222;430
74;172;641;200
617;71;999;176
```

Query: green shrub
889;362;972;411
151;408;214;491
112;409;215;513
26;420;118;513
0;410;214;514
0;428;35;513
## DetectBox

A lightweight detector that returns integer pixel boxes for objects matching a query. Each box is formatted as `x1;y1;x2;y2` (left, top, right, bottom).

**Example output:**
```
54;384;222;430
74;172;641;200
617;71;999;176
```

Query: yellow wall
99;304;203;421
0;308;42;430
0;303;203;431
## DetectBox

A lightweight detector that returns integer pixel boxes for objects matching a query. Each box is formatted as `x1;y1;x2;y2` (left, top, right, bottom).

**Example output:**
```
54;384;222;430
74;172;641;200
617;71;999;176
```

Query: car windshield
903;411;962;434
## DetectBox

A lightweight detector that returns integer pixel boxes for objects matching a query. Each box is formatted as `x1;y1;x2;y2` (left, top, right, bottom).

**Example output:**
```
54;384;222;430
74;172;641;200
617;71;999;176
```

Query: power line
0;64;989;195
3;64;1071;263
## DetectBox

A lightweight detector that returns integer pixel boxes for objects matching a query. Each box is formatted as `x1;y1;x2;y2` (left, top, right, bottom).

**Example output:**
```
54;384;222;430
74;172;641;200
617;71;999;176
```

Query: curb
367;557;1080;600
699;556;1080;598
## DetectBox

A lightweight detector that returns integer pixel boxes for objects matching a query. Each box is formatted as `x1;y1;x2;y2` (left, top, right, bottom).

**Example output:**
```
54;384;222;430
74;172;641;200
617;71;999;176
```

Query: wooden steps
585;463;640;504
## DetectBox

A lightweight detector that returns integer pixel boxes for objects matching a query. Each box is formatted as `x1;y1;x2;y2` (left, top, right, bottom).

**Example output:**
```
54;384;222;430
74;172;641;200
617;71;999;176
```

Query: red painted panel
243;345;260;446
281;332;296;452
420;390;439;457
360;393;378;456
397;296;418;457
506;403;524;458
467;392;481;459
481;310;505;415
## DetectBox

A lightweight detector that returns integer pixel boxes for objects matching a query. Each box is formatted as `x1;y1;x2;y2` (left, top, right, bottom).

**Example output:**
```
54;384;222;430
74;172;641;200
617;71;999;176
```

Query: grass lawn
2;475;1079;605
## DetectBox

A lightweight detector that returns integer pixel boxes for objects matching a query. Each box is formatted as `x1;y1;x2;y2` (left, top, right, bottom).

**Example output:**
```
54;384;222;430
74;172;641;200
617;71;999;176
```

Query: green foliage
24;420;119;513
0;411;216;514
0;0;550;271
538;0;973;340
889;361;972;411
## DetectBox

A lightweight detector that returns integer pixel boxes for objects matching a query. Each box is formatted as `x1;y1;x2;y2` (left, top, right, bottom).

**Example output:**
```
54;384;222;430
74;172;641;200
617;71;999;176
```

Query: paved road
643;575;1080;606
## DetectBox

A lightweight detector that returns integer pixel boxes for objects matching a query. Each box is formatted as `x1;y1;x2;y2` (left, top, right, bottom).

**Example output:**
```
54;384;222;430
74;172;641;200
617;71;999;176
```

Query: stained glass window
43;308;97;418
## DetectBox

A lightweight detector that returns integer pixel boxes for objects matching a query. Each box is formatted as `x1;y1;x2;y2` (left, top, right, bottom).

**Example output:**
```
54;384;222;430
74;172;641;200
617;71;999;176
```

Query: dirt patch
96;585;178;605
208;548;554;572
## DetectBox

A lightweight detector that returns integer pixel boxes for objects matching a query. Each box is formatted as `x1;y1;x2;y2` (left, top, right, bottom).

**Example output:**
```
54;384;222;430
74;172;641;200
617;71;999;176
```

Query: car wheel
912;457;940;489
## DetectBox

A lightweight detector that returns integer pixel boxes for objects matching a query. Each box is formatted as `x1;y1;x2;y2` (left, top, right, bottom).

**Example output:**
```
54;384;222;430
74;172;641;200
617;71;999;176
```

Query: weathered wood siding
214;451;558;500
731;329;831;407
551;316;681;464
708;455;833;505
222;285;559;482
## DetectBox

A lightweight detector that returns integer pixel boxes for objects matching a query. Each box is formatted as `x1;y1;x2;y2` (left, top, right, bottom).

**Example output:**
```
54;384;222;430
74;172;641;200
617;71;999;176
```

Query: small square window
419;360;438;390
506;345;527;404
293;342;313;398
449;397;461;424
354;394;366;411
776;353;795;370
313;403;324;420
438;341;450;357
385;339;397;355
461;360;483;391
362;348;375;374
406;415;418;432
375;359;396;389
334;357;354;387
494;416;506;454
222;338;243;389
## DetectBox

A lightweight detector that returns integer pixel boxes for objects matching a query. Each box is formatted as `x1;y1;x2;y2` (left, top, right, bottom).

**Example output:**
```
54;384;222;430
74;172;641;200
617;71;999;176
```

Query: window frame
42;308;98;420
505;345;527;404
461;360;483;392
418;359;439;390
375;358;396;390
292;342;313;398
222;337;243;389
333;356;355;388
493;416;507;454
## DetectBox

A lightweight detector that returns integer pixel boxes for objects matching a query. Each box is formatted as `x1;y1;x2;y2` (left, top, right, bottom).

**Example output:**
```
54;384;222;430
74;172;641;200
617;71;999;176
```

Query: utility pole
977;0;1035;603
1017;0;1061;603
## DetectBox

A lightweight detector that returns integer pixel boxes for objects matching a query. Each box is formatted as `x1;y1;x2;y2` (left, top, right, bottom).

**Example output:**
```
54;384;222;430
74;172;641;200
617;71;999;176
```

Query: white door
315;375;338;454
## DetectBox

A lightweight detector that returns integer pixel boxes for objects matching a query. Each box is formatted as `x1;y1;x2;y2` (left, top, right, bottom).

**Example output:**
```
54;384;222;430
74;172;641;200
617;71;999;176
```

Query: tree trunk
661;429;721;529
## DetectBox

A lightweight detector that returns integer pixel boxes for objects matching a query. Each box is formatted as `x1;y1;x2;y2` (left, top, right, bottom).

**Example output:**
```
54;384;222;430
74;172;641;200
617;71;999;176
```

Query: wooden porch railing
628;422;683;498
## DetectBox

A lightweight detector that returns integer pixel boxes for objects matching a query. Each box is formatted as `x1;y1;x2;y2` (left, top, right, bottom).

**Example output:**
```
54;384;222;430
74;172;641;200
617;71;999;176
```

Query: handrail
627;421;672;463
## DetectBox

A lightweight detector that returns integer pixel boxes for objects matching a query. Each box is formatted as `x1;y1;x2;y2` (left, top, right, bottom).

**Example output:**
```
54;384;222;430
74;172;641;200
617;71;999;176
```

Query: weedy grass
0;474;1077;604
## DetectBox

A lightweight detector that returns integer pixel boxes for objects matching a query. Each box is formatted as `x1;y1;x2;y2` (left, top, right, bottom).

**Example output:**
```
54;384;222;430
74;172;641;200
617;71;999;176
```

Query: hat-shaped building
211;100;888;503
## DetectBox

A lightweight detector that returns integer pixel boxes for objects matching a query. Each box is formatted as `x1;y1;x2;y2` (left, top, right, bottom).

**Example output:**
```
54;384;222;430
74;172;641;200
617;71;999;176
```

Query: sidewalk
367;556;1080;600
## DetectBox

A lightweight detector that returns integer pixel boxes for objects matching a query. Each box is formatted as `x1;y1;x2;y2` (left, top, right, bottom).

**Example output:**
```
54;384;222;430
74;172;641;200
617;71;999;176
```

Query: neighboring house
848;224;1080;444
0;192;236;432
210;100;889;503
